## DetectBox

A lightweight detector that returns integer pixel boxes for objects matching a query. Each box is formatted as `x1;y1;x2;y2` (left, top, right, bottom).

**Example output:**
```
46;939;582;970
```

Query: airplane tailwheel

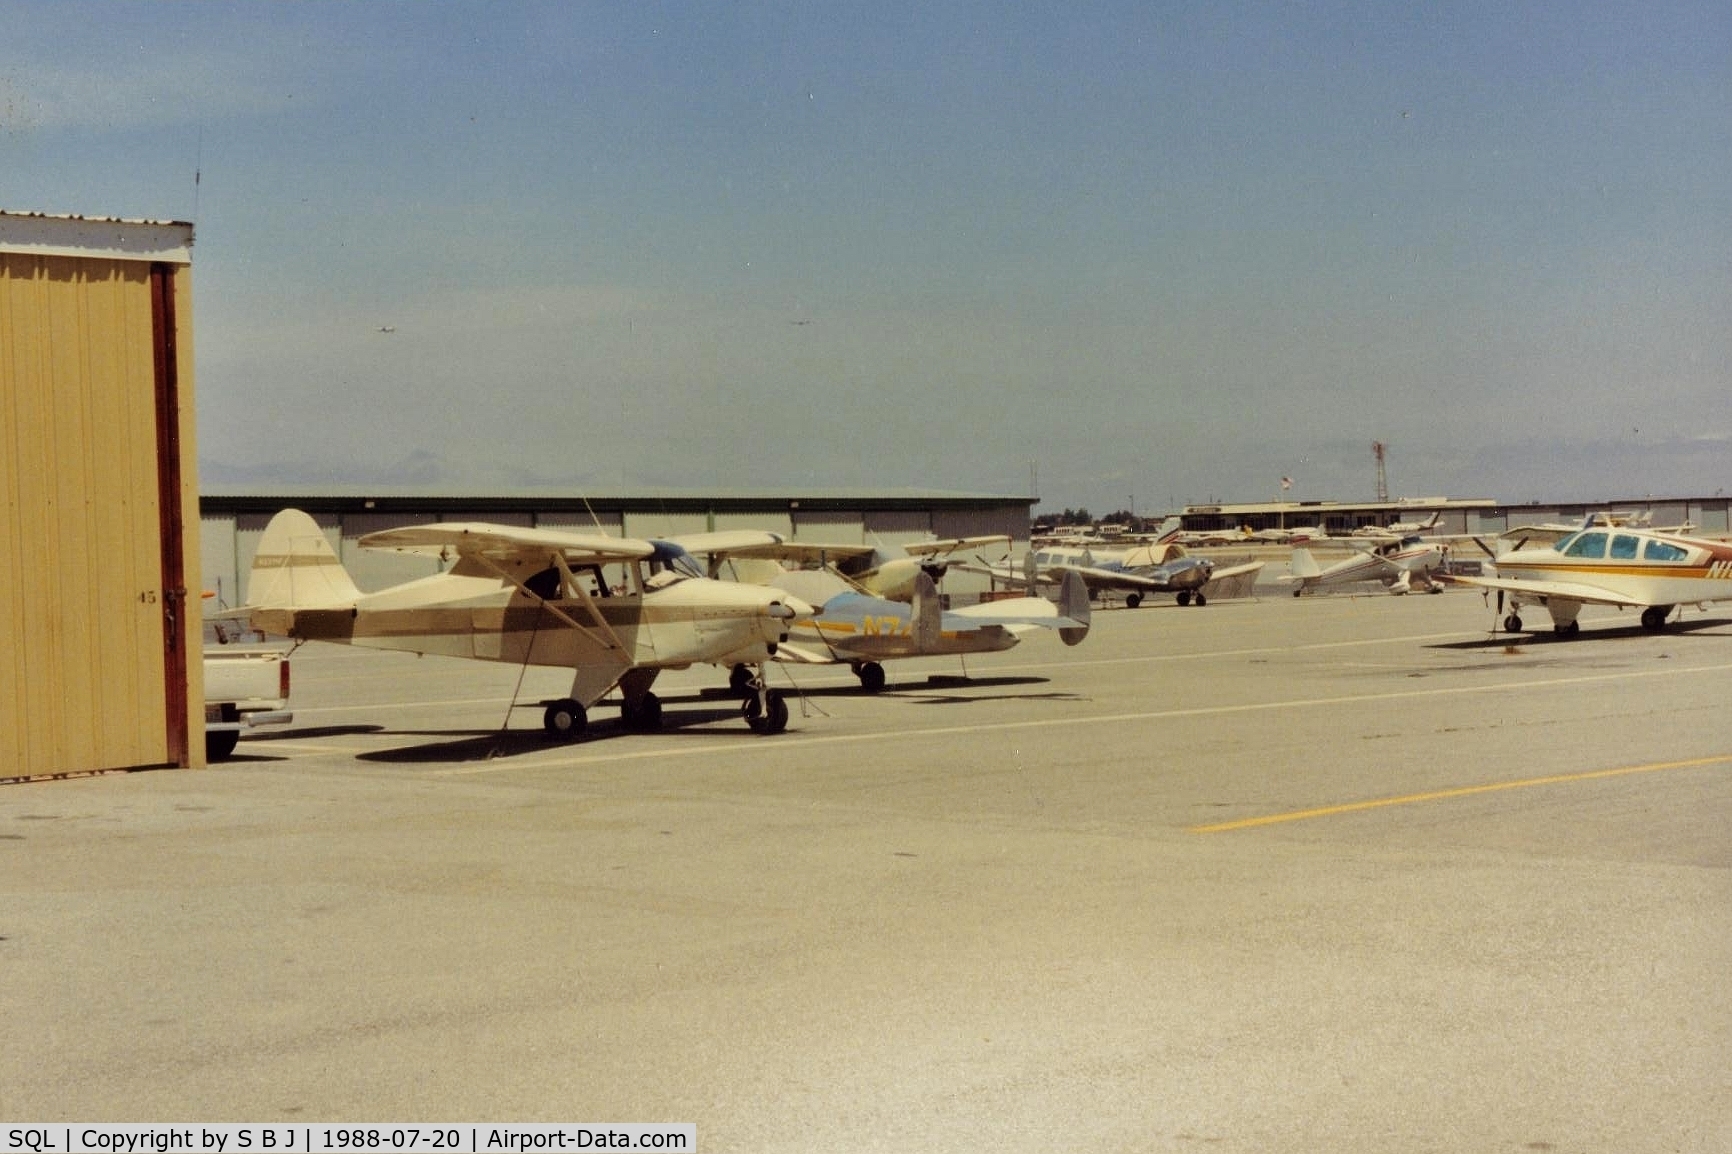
856;661;887;693
1128;592;1145;609
1503;614;1523;632
743;689;790;734
543;698;587;741
621;691;662;730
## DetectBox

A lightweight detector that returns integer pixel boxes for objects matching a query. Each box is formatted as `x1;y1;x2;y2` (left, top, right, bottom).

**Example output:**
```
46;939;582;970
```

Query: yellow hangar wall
1;213;202;782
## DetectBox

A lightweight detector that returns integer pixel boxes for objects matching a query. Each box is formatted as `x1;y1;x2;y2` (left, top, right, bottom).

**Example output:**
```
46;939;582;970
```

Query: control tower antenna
1373;441;1388;502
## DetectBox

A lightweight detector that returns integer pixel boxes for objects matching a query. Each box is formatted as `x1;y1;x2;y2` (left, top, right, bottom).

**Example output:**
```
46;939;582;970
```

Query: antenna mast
1372;441;1388;502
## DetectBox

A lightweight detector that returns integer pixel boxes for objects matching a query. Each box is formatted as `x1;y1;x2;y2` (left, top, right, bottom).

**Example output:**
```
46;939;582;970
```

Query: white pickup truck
204;647;294;760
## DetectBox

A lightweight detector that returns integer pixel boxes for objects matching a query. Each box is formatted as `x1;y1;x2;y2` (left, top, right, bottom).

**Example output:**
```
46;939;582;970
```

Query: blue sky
4;2;1727;513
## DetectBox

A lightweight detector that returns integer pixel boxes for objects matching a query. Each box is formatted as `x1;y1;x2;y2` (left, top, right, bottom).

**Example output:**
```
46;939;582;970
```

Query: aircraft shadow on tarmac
696;673;1054;700
352;677;1066;762
1428;616;1729;652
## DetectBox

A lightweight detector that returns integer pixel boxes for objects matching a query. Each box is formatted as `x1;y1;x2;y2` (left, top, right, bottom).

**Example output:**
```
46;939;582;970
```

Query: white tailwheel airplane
243;509;814;737
1280;534;1448;596
1447;522;1732;636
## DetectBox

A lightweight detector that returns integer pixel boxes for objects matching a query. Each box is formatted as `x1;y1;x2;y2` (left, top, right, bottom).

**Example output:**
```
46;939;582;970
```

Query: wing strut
467;551;631;657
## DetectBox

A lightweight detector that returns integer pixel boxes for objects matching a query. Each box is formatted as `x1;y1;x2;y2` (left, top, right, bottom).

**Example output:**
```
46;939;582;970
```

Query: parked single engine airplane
243;509;814;737
748;568;1091;691
1280;534;1448;596
964;517;1260;608
1447;523;1732;635
702;534;1010;603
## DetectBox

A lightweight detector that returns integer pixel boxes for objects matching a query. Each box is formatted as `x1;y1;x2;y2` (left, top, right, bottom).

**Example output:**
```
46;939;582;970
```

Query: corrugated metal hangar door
1;218;200;781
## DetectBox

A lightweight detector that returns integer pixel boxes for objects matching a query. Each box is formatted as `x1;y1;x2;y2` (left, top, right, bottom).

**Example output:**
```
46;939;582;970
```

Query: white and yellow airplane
243;509;814;737
1448;522;1732;635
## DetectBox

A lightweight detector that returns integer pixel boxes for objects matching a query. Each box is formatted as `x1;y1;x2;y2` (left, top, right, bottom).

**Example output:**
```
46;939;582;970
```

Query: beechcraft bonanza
1280;534;1448;596
1447;522;1732;636
243;509;814;737
964;517;1262;608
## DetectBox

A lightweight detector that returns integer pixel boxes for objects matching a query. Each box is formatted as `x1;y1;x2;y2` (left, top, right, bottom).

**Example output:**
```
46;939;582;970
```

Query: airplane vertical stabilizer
1058;571;1090;646
248;508;363;609
912;573;943;652
1288;546;1322;581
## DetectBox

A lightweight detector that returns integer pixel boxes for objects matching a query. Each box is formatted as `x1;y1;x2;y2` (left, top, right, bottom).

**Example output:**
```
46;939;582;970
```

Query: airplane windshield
645;541;706;583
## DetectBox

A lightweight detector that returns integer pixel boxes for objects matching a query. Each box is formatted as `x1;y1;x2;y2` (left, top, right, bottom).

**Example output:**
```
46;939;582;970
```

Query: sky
3;2;1728;515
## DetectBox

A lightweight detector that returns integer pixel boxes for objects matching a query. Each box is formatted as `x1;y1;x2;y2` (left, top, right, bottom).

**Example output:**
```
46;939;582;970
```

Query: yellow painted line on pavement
1189;753;1732;833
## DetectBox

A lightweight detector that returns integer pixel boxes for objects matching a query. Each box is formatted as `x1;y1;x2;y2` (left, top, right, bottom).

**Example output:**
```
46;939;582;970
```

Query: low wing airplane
702;534;1011;602
1280;534;1447;596
752;568;1091;691
1447;523;1732;636
965;517;1257;608
243;509;814;737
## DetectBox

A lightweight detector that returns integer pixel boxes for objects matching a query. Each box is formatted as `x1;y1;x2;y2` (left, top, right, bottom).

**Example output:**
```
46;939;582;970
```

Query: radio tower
1372;441;1388;502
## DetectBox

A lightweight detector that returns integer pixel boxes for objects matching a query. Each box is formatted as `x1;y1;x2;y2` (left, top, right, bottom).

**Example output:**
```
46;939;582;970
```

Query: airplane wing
358;522;656;564
1209;559;1265;582
902;534;1011;558
1043;562;1179;593
950;571;1090;643
1447;573;1651;609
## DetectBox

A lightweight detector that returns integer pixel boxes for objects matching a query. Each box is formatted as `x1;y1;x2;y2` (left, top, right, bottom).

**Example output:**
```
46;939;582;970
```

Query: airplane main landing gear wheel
853;661;887;693
1554;620;1580;637
1641;605;1672;631
1169;591;1184;607
1193;592;1207;606
620;691;663;730
1128;592;1145;609
728;663;755;695
543;698;587;741
743;690;790;734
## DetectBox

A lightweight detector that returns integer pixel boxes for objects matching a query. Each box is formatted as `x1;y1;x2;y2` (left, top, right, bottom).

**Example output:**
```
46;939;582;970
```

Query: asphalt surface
4;589;1730;1152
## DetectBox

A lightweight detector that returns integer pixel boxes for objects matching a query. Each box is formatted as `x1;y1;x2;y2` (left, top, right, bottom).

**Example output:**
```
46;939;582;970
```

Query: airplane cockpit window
1644;539;1689;562
645;541;706;584
1609;534;1639;560
1561;531;1607;558
524;567;562;601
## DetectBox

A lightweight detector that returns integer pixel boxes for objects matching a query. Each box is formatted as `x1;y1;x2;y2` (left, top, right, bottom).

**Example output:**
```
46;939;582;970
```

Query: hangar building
2;211;203;781
198;488;1036;605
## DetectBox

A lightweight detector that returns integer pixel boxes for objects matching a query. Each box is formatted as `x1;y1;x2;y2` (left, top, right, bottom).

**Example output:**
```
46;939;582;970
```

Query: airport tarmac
4;590;1729;1152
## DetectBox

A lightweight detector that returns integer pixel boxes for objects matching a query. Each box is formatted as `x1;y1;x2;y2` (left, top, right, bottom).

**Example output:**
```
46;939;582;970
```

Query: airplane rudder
247;508;362;608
